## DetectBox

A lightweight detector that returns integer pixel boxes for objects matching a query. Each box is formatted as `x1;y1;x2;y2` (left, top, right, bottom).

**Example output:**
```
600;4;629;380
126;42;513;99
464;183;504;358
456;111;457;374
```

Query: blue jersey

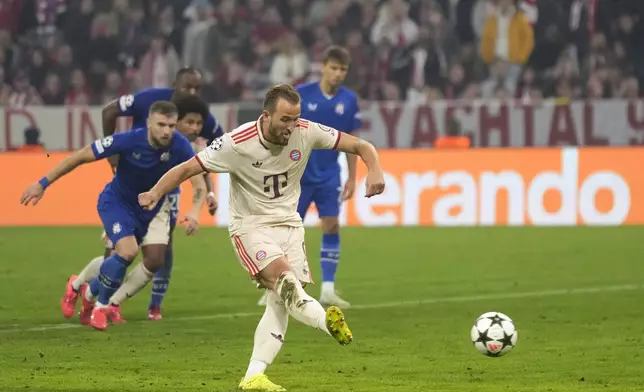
297;82;361;185
91;128;195;220
117;88;223;144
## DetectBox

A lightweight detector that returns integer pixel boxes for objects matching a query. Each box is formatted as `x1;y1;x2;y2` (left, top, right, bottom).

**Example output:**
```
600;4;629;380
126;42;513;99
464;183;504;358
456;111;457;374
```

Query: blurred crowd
0;0;642;107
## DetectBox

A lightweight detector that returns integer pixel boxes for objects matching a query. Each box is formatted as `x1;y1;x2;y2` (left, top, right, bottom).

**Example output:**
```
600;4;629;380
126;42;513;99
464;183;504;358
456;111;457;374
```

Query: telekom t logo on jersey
263;171;288;199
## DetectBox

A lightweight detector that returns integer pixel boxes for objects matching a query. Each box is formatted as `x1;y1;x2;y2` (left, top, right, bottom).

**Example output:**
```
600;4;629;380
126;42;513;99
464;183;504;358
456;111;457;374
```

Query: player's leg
103;245;167;324
62;256;104;318
119;242;166;299
239;290;289;391
108;198;171;316
257;258;351;343
256;186;316;307
84;235;139;331
234;229;293;391
313;185;349;308
79;254;107;286
235;227;352;390
239;230;346;339
81;196;142;330
73;241;113;292
286;225;352;343
74;253;108;290
149;194;178;320
61;234;113;318
147;233;173;320
236;227;351;339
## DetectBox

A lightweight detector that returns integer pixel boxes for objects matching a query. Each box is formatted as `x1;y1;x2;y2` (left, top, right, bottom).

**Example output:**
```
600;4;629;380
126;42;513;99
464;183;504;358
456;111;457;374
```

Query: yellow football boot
238;374;286;391
326;305;353;345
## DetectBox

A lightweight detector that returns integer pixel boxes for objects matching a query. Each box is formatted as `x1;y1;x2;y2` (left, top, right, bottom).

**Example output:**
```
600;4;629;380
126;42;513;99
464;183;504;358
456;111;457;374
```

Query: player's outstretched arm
191;137;218;215
181;172;207;235
189;174;207;216
143;134;233;210
20;145;97;206
335;133;385;198
204;173;218;215
139;158;205;211
343;152;358;200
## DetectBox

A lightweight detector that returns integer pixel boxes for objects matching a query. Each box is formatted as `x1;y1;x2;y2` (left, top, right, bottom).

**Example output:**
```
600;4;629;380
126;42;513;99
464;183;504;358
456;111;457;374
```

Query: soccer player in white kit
138;84;385;391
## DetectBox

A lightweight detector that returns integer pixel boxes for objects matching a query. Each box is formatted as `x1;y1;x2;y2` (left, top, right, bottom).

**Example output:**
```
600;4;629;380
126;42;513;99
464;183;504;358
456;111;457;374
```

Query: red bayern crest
290;149;302;161
256;250;267;261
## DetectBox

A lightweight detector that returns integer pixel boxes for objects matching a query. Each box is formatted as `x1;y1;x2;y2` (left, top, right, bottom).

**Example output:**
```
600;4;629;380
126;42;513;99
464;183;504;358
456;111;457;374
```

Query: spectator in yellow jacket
480;0;534;92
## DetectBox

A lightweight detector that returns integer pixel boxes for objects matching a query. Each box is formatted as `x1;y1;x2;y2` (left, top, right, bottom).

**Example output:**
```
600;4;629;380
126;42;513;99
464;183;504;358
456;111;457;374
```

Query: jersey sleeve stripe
194;155;208;172
232;128;256;141
297;119;309;129
332;131;342;150
233;132;257;144
233;235;260;275
93;139;104;154
231;125;257;141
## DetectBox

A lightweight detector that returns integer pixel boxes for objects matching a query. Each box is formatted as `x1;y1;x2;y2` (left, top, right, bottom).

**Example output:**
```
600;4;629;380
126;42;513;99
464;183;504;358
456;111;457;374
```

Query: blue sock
89;276;101;298
150;246;173;309
320;233;340;282
92;254;130;305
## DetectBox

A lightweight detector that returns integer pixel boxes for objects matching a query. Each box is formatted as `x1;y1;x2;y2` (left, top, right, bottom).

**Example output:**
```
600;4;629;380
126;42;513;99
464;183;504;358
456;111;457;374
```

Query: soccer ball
470;311;518;357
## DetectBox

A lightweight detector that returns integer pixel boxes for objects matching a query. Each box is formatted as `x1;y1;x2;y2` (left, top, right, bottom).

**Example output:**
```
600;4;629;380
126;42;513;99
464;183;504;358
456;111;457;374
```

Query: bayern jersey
296;82;361;185
195;118;342;232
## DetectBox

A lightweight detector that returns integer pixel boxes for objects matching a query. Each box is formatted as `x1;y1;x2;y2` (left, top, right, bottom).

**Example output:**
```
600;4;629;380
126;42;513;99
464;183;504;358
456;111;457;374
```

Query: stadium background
1;0;643;226
1;1;644;391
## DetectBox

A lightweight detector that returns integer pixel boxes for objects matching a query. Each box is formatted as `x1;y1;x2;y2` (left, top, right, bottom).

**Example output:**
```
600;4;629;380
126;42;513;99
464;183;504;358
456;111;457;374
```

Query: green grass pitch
0;226;643;391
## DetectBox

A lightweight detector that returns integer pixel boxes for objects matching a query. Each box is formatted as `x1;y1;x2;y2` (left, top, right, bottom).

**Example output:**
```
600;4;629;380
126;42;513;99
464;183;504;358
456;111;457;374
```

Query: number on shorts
167;195;179;218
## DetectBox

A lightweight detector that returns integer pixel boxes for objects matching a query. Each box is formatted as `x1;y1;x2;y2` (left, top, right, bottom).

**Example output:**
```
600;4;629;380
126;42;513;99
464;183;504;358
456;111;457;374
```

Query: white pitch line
0;284;640;334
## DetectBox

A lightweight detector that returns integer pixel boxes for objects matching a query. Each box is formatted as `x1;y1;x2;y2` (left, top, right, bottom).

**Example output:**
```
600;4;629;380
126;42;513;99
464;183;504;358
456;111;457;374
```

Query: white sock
245;360;267;380
72;256;104;291
321;281;335;296
276;272;330;336
244;291;289;381
84;284;96;301
109;263;154;305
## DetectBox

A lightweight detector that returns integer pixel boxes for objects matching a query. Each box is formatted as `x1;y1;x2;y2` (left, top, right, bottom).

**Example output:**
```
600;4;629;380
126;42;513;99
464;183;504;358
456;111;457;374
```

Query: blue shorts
298;184;341;219
97;190;151;247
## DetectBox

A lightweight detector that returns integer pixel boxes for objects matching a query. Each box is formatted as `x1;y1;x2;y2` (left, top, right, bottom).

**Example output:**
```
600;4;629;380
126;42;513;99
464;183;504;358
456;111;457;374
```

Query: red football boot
108;304;126;323
90;307;109;331
61;275;85;319
148;306;163;321
79;288;96;326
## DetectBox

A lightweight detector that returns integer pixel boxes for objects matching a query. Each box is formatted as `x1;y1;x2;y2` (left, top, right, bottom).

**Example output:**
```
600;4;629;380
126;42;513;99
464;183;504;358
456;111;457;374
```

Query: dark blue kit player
85;68;223;321
21;101;196;331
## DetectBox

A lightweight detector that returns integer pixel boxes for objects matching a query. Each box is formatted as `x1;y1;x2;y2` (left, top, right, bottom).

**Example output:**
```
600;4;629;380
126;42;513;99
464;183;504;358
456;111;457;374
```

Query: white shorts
231;225;312;284
101;198;172;248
